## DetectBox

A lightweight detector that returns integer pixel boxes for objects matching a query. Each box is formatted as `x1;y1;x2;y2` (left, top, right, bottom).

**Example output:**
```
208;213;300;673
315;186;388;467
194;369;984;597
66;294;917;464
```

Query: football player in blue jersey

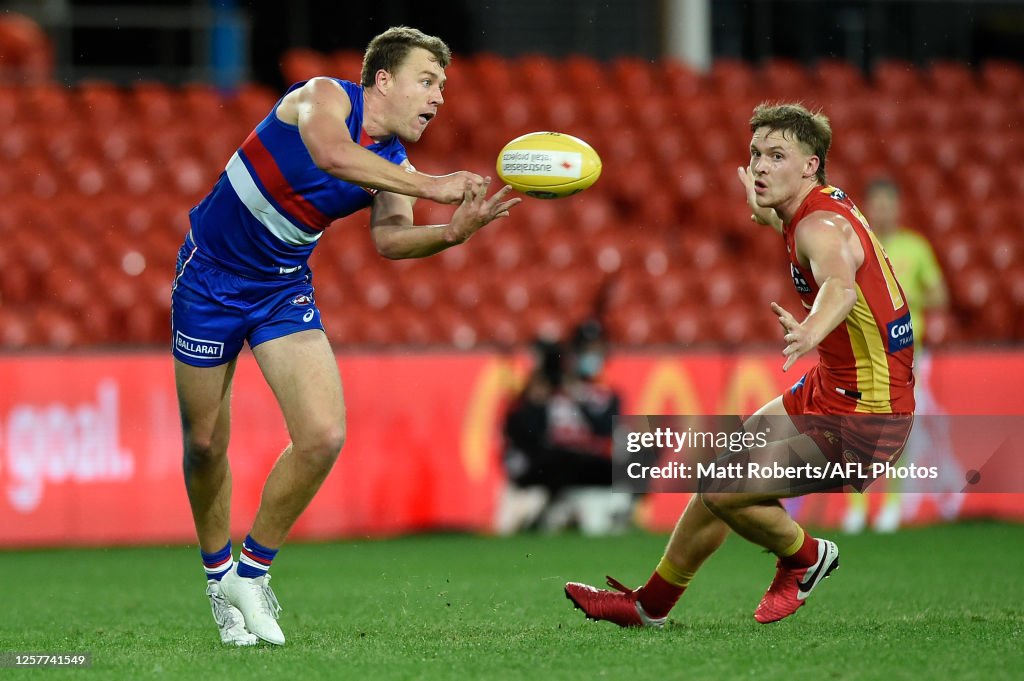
174;26;520;646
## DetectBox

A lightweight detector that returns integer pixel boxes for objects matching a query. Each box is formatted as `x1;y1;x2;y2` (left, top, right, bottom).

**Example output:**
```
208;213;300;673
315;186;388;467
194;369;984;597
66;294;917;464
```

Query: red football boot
565;576;667;628
754;538;840;624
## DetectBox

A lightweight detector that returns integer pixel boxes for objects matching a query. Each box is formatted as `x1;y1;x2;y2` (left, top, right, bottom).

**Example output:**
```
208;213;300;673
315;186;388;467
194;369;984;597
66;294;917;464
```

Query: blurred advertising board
0;350;1021;547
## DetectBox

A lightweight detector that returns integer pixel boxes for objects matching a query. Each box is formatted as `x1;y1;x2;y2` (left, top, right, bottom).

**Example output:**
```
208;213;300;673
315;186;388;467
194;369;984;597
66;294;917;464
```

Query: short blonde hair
750;103;832;185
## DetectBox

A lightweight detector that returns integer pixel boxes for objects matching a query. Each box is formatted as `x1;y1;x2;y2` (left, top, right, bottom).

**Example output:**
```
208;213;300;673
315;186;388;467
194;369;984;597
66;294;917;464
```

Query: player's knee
317;426;346;462
182;433;227;469
699;491;737;517
294;423;346;469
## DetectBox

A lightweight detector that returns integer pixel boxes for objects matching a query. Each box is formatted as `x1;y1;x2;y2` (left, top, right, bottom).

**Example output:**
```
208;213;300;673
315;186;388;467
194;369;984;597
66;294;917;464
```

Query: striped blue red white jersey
187;79;408;278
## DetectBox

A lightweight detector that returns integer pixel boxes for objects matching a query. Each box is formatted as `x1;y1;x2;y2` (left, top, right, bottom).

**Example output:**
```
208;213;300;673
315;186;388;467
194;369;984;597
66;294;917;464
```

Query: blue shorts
170;235;324;367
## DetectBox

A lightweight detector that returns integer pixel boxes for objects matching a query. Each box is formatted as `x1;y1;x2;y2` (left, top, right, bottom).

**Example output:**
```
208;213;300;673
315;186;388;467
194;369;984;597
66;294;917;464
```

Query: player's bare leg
565;488;730;627
565;399;794;625
177;358;237;551
661;397;801;572
249;329;346;546
663;494;730;576
700;433;840;623
176;358;256;646
649;398;809;615
700;434;826;551
702;490;839;622
220;329;345;645
566;396;837;626
698;393;835;551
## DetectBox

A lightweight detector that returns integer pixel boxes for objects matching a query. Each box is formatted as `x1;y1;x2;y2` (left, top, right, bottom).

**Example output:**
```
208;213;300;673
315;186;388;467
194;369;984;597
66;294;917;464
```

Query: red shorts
783;365;914;490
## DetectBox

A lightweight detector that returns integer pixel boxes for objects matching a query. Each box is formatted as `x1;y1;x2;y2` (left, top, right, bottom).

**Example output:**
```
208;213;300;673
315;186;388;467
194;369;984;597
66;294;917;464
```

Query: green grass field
4;522;1023;680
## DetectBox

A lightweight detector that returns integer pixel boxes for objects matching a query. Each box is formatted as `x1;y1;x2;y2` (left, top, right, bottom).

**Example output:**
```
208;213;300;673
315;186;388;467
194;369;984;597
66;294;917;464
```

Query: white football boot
219;569;285;645
206;580;258;646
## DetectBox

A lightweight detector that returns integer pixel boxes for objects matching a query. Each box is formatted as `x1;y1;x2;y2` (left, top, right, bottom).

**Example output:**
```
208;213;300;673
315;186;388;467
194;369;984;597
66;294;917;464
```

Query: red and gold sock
779;527;818;569
637;556;695;619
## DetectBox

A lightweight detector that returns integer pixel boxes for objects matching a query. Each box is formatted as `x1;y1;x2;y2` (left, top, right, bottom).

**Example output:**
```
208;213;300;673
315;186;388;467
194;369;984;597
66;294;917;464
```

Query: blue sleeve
334;80;362;140
389;142;409;166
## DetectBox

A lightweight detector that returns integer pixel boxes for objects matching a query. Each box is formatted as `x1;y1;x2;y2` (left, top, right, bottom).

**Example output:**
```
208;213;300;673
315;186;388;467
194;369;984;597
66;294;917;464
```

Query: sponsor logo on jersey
303;308;315;323
175;331;224;360
790;263;812;294
824;186;848;201
886;312;914;353
291;294;313;306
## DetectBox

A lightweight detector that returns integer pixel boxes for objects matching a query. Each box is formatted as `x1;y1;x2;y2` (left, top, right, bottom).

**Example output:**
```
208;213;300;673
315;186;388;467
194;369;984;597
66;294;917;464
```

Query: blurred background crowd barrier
1;349;1020;547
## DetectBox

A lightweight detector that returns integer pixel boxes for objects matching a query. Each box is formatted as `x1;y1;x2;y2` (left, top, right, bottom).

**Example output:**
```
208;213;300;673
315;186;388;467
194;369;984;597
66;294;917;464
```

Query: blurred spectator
496;319;631;535
864;177;950;344
844;177;952;533
0;12;52;83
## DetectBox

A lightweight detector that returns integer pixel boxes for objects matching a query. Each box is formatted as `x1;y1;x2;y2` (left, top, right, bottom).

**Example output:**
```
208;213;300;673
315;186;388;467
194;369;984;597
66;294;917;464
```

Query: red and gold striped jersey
783;186;915;414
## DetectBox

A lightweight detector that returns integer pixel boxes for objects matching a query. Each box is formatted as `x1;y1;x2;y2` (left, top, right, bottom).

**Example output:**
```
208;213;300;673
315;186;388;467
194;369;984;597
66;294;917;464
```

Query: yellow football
496;131;602;199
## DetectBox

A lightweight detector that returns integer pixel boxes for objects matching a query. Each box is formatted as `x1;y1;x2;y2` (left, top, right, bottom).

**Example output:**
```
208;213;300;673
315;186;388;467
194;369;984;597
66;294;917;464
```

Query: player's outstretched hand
444;179;521;244
771;301;813;372
736;165;782;231
430;171;486;205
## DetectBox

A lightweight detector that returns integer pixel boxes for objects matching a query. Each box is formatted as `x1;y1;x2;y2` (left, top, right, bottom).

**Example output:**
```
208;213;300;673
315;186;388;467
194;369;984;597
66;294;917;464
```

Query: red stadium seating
980;60;1024;99
0;13;53;84
761;58;811;99
813;58;868;96
330;50;363;82
610;56;660;100
131;81;179;123
659;59;703;99
707;58;756;98
926;60;978;98
0;53;1020;350
1007;265;1024;308
280;48;329;85
873;59;922;94
517;54;560;96
563;55;605;94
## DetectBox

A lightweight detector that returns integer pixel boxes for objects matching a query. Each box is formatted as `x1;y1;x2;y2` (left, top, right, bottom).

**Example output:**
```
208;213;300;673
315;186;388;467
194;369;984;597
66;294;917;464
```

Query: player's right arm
369;176;519;259
736;165;783;233
283;78;479;204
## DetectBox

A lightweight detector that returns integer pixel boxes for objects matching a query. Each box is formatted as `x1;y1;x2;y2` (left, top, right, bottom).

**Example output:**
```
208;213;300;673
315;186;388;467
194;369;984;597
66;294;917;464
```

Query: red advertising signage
0;350;1021;547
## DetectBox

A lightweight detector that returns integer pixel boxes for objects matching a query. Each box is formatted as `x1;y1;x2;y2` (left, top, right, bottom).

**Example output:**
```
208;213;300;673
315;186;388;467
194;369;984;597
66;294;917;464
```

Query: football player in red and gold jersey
566;103;914;627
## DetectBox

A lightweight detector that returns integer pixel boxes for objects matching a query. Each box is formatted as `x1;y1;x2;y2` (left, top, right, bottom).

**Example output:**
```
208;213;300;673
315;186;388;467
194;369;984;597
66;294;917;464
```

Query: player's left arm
369;169;520;259
771;211;863;371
